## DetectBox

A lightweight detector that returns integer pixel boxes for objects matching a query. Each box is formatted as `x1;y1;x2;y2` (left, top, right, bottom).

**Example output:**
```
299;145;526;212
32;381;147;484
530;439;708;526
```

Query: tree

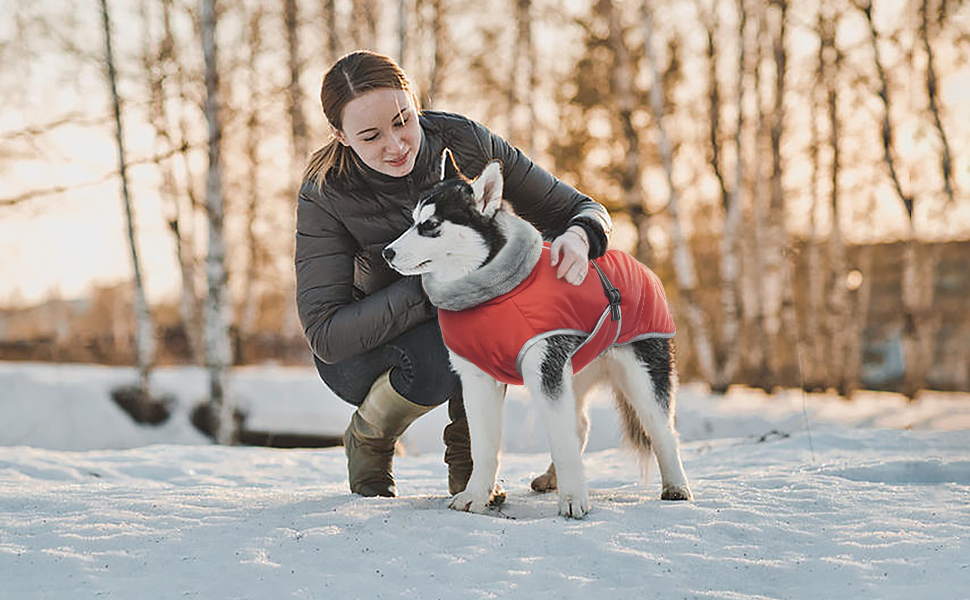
99;0;156;403
142;0;203;365
606;0;649;265
859;0;939;399
643;0;718;384
322;0;340;64
508;0;537;157
238;6;267;356
700;0;745;391
202;0;235;444
819;2;852;395
761;0;797;387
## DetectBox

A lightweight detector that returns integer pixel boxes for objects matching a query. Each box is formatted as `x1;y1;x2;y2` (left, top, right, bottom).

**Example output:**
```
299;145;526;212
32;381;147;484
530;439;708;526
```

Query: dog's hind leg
446;352;507;514
530;360;598;493
521;335;590;518
617;339;691;501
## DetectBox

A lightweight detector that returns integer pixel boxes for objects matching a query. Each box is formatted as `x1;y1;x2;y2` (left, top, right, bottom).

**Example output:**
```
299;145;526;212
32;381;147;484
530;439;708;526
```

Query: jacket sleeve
468;119;613;258
295;186;434;364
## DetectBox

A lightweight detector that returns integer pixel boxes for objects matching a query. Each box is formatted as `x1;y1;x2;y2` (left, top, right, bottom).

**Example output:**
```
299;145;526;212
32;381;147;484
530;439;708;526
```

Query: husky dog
383;151;691;518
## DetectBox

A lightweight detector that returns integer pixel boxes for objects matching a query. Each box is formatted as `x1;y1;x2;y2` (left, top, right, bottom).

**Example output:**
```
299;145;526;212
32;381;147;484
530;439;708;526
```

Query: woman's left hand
550;226;590;286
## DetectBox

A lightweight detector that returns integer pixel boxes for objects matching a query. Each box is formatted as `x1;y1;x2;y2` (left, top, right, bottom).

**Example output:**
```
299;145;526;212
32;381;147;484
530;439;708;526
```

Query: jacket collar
423;211;543;311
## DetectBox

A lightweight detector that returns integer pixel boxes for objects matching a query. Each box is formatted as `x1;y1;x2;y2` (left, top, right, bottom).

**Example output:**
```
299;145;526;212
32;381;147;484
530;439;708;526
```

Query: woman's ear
440;148;462;181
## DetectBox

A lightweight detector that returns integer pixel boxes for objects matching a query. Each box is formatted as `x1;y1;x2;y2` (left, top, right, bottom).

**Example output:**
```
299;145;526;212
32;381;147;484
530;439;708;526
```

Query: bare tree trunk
701;0;743;391
417;0;445;108
142;0;202;365
167;0;204;364
238;6;265;358
202;0;235;444
745;5;769;388
284;0;309;342
843;243;873;397
322;0;339;64
860;0;937;399
920;0;955;207
352;0;378;50
398;0;407;66
804;3;825;390
763;0;796;387
821;4;850;395
608;0;649;264
719;0;747;387
521;0;537;155
284;0;309;165
643;0;718;384
99;0;155;396
506;0;536;156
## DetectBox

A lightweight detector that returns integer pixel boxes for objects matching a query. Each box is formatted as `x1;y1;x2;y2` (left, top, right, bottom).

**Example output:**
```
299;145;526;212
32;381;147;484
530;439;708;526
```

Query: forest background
2;0;969;441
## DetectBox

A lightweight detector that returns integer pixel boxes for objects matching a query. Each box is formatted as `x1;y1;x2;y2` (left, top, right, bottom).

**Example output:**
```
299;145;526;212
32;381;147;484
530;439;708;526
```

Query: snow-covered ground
1;362;968;599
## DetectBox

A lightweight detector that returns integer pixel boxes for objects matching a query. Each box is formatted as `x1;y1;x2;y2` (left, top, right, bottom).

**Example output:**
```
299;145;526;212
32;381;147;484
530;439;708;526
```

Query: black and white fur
383;151;691;518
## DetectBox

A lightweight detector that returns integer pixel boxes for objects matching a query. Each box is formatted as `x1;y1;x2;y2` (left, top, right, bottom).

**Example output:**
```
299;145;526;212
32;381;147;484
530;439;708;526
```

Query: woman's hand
550;226;590;286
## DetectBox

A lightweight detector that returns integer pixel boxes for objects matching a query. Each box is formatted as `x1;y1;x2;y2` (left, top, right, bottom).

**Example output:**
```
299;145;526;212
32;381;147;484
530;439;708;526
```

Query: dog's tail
614;394;654;483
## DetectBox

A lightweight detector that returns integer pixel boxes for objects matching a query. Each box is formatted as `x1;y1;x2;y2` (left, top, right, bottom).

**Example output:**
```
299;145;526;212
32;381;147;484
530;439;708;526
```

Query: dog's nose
382;247;396;263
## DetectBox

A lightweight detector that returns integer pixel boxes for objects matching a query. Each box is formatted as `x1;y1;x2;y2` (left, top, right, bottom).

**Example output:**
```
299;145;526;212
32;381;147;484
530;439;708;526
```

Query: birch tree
202;0;235;444
820;3;852;394
762;0;797;386
283;0;310;341
398;0;408;65
99;0;156;400
508;0;537;157
803;4;825;390
238;6;266;356
606;0;650;265
742;5;769;387
322;0;340;64
700;0;744;391
352;0;379;50
142;0;203;364
284;0;309;167
643;0;718;384
422;0;445;108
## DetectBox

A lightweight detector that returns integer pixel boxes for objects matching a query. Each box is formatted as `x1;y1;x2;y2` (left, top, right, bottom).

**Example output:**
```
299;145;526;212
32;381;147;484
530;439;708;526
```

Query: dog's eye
416;218;441;236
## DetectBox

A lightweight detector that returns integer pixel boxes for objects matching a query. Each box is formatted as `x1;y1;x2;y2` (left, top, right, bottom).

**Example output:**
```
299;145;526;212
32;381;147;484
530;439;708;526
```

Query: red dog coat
438;244;675;385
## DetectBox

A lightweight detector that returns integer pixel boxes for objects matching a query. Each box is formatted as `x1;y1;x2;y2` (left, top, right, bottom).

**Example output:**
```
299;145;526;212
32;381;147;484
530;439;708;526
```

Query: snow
1;362;969;599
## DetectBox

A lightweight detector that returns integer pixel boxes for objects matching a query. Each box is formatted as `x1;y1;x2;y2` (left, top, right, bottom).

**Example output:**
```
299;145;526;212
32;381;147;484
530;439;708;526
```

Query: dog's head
383;149;506;281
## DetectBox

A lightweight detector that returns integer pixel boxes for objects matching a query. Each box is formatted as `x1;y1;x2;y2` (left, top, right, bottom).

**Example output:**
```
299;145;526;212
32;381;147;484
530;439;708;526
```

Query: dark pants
313;319;461;408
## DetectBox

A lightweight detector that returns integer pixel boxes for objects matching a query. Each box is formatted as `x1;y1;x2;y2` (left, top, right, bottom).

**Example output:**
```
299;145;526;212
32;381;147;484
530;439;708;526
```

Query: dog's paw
557;489;590;519
661;484;692;501
530;470;557;493
449;489;492;514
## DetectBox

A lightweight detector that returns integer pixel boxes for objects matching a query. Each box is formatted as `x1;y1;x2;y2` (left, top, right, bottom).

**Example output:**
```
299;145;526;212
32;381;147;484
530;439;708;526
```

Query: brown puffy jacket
295;111;612;364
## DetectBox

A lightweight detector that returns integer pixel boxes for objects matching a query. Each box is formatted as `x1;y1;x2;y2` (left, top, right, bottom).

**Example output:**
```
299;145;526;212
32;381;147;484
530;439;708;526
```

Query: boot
443;391;506;505
344;371;433;497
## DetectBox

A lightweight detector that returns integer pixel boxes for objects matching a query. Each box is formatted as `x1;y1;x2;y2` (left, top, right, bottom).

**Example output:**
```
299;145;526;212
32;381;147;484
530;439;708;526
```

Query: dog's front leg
521;340;589;519
447;352;506;514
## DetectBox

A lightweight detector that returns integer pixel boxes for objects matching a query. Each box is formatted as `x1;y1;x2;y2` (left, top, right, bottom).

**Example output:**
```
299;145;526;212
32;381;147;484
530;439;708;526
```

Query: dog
383;150;691;518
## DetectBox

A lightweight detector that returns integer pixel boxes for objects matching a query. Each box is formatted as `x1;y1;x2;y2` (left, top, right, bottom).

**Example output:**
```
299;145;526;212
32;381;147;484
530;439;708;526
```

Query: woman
296;50;612;498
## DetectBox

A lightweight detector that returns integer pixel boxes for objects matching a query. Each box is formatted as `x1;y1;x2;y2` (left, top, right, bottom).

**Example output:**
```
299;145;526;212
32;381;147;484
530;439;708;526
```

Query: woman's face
335;88;421;177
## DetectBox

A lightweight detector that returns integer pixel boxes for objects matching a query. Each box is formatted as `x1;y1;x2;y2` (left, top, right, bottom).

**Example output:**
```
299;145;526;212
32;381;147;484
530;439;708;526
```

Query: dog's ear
440;148;462;181
470;160;503;217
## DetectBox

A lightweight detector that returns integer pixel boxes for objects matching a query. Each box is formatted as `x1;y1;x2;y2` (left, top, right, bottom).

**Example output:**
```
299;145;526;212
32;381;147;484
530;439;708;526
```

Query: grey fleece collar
423;211;543;311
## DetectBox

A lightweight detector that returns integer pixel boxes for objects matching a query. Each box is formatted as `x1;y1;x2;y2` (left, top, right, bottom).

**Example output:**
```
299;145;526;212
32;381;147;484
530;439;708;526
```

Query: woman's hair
303;50;420;187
